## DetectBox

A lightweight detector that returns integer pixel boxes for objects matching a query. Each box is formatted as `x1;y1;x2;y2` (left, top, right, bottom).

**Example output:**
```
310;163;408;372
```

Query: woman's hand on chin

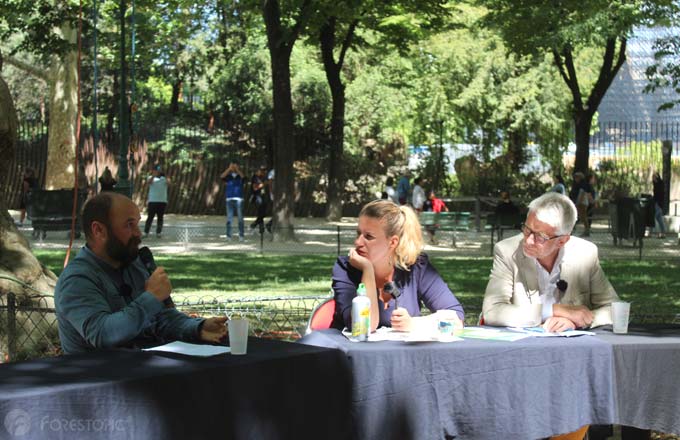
348;248;373;272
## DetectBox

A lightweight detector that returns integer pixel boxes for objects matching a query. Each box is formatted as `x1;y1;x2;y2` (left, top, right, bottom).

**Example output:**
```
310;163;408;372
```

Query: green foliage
645;34;680;112
595;140;680;199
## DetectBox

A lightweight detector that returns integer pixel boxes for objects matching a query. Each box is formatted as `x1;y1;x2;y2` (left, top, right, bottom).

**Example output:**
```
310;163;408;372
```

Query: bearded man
55;192;226;354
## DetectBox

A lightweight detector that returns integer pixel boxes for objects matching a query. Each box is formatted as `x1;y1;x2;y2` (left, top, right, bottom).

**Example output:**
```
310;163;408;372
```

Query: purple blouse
331;254;464;330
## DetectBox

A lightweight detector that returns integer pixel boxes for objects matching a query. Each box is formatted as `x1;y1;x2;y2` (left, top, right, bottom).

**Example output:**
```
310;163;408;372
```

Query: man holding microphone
55;192;227;354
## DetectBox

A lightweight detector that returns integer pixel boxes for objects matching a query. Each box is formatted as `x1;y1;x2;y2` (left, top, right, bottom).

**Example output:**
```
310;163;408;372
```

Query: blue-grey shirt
331;254;464;330
55;246;203;354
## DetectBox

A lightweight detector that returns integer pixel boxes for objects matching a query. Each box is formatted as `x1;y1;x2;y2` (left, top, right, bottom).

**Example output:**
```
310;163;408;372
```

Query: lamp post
437;119;444;193
116;0;131;196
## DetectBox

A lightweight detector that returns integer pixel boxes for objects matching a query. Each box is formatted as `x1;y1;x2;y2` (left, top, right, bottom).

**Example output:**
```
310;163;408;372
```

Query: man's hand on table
542;316;576;332
200;317;228;343
553;304;593;328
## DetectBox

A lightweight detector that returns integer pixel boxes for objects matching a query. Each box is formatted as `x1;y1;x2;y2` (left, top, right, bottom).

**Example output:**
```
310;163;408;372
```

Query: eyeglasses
520;223;562;245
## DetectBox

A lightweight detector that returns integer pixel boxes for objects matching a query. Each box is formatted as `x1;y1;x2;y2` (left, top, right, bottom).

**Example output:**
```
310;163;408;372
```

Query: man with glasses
55;192;227;354
482;192;618;332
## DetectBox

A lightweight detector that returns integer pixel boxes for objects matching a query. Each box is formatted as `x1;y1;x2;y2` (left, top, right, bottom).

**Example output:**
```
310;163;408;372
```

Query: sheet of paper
143;341;231;356
342;327;462;343
456;326;532;342
507;327;596;337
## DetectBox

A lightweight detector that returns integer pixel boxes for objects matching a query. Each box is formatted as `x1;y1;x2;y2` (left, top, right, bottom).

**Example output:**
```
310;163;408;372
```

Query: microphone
556;279;568;302
383;282;401;309
138;246;174;307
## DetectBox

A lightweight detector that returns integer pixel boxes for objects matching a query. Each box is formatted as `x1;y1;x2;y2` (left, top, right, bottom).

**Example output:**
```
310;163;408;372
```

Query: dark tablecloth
594;324;680;435
0;338;352;440
300;329;616;440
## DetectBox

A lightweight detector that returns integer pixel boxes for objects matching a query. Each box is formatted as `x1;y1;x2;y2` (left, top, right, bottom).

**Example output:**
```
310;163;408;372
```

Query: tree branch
290;0;313;44
337;19;359;69
4;56;50;83
586;37;627;113
553;46;583;112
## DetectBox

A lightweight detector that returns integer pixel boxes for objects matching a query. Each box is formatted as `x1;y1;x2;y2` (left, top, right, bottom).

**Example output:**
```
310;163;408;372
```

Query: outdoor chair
304;298;336;335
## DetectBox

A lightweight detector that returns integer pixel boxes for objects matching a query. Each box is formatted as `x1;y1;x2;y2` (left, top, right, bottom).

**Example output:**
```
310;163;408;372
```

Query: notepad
507;327;596;337
143;341;231;356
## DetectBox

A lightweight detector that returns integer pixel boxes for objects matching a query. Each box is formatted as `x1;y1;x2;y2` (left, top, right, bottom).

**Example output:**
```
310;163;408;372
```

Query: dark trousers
250;195;267;233
145;202;167;234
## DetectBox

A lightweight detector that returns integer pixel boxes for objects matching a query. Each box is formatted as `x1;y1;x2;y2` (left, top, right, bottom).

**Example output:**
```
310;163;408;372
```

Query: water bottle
351;283;371;341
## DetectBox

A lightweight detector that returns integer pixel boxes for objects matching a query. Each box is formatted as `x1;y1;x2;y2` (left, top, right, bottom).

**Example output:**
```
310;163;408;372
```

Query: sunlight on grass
35;250;680;313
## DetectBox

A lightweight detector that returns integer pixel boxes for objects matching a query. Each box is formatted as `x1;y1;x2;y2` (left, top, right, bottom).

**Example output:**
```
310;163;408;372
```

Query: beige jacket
482;234;618;328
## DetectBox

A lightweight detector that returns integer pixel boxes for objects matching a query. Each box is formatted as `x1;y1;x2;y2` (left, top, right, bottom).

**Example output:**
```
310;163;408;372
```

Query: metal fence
5;120;680;214
0;292;334;363
24;220;670;261
3;288;679;363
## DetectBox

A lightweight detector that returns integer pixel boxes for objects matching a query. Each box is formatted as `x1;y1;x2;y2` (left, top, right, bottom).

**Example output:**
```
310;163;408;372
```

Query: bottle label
352;306;370;338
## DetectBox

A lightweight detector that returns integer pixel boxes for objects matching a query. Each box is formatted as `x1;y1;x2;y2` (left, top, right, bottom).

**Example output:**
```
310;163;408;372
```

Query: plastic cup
228;318;249;355
612;302;631;334
436;310;463;340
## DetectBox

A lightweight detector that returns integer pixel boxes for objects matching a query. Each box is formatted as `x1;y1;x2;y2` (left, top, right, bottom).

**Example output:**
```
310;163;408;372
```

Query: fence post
7;293;16;361
475;197;481;232
184;227;189;250
337;226;341;256
260;230;264;255
662;140;672;215
639;236;643;262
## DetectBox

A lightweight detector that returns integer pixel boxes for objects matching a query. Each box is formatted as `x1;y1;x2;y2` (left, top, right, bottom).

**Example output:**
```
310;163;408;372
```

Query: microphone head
556;280;568;292
384;281;401;299
138;246;157;274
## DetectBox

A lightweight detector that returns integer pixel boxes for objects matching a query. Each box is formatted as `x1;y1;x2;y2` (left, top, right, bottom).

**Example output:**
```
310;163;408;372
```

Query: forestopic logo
4;409;31;437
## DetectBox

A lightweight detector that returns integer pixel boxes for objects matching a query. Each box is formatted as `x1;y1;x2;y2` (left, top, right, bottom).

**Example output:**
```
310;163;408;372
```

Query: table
300;329;617;440
595;324;680;435
0;338;352;440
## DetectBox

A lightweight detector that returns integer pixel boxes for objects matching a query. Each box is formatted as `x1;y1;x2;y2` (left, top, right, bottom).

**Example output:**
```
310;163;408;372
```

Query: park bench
29;189;87;239
420;211;471;247
486;212;524;254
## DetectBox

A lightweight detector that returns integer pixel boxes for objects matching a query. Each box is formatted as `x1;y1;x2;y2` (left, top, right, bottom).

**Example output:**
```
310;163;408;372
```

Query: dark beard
105;226;141;267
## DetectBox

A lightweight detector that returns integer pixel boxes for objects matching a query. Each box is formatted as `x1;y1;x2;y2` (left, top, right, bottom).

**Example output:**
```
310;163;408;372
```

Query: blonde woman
331;199;464;332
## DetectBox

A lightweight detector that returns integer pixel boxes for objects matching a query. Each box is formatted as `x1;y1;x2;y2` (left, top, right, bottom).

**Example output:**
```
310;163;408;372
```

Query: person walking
652;172;666;238
411;176;426;213
397;172;410;205
221;160;245;241
549;175;566;195
249;165;268;234
144;165;168;238
385;177;398;204
19;167;38;225
98;167;117;192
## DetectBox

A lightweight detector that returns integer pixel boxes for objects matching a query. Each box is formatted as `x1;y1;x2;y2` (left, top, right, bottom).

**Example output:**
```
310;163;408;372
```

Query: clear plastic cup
612;302;631;334
228;318;249;355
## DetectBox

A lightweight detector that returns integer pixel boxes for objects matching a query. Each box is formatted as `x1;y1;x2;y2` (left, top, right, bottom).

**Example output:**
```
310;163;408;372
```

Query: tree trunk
0;62;58;304
320;18;347;221
573;110;593;173
263;0;310;240
45;24;79;190
170;78;183;115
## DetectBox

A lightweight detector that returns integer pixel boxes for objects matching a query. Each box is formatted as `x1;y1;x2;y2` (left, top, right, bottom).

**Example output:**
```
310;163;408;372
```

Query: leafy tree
1;0;80;189
645;33;680;111
261;0;313;239
479;0;678;173
308;0;448;219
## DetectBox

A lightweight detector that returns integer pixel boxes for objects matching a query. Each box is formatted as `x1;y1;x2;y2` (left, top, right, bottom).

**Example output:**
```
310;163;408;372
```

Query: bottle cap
357;283;366;296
